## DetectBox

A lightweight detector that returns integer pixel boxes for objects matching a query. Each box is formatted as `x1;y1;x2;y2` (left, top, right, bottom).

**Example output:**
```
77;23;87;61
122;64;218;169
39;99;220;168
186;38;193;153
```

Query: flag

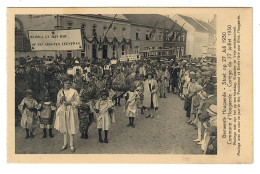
99;14;117;50
104;14;117;37
166;23;176;34
176;23;185;39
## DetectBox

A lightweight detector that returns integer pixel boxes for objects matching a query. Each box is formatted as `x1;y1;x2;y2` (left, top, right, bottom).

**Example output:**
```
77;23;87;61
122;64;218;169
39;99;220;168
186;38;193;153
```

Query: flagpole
104;14;117;38
176;23;185;39
99;14;117;53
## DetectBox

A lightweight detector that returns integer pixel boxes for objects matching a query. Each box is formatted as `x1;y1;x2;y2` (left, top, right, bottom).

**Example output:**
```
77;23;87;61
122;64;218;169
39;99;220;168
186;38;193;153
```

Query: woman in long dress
142;72;159;118
54;76;79;152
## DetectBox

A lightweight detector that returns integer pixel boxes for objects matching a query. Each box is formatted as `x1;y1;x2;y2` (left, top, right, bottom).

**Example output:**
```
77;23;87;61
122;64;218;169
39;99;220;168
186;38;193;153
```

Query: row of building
15;14;216;60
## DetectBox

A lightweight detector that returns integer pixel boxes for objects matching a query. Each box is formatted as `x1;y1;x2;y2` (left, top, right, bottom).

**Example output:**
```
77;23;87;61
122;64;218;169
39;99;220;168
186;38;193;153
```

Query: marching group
15;55;217;154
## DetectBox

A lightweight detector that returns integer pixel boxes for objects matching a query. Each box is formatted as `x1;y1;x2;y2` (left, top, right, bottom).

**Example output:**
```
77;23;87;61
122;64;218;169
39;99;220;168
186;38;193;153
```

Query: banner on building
119;54;140;62
28;29;83;51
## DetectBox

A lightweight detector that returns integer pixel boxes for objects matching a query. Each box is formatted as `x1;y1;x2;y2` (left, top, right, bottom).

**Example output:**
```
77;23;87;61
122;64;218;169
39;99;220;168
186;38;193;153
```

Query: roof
76;14;130;23
101;14;128;20
178;14;216;34
123;14;183;30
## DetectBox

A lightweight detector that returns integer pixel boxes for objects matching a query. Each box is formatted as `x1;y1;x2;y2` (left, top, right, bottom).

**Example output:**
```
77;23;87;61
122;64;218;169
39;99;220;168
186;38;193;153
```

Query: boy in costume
38;93;56;138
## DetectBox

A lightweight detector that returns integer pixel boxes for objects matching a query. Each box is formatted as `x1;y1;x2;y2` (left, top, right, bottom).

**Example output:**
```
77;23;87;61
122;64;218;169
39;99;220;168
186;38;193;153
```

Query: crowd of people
15;55;217;154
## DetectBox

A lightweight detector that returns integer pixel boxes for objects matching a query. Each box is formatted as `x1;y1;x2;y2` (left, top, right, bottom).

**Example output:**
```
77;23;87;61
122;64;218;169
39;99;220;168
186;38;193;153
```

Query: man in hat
158;66;170;98
193;90;208;143
198;84;217;150
171;63;181;94
202;105;217;154
72;61;83;76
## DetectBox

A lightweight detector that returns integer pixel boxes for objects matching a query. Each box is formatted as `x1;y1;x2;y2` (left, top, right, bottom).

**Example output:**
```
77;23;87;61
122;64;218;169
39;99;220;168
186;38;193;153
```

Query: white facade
169;14;216;58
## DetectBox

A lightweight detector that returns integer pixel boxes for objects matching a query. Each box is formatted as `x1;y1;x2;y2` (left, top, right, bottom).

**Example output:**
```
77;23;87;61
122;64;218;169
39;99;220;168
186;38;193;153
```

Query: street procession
14;14;217;154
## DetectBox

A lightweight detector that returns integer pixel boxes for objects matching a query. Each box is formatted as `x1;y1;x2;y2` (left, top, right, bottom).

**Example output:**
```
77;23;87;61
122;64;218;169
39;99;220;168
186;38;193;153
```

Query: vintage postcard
6;7;253;163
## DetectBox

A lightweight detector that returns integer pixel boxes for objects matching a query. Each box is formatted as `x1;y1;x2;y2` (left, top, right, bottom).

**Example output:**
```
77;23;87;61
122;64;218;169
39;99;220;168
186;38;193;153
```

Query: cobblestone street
15;93;203;154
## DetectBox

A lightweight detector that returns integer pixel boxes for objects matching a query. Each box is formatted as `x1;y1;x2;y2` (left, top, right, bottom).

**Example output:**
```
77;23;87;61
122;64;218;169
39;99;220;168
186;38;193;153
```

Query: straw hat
198;91;208;100
25;89;33;94
206;105;217;116
100;89;109;97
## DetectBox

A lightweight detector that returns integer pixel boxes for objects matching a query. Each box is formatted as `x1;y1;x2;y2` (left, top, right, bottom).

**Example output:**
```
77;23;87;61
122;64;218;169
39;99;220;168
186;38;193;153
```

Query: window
181;47;184;56
136;32;140;40
81;24;86;36
81;50;85;58
177;34;181;42
103;26;107;36
134;46;139;54
158;32;163;41
102;45;108;59
113;27;117;37
173;32;177;40
146;32;150;40
121;45;125;55
152;34;156;41
144;47;149;50
92;44;97;59
67;51;72;58
112;45;116;58
92;24;97;36
122;28;126;38
181;34;185;42
68;22;73;29
176;47;180;58
165;34;169;41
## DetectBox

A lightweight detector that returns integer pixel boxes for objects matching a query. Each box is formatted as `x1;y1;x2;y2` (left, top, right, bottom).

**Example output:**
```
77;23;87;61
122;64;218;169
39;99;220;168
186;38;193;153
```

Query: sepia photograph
14;13;217;154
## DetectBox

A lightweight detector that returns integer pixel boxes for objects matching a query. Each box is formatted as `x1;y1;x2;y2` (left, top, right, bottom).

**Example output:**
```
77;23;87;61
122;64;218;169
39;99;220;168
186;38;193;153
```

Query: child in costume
94;90;115;143
38;93;56;138
18;89;38;139
124;85;140;128
78;83;95;139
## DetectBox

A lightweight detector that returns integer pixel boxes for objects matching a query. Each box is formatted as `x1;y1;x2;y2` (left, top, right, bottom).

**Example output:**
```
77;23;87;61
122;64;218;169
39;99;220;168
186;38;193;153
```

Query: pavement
15;93;203;154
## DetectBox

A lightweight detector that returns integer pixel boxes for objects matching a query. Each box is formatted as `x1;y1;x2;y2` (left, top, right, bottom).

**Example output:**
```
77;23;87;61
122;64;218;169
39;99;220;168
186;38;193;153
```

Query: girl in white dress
54;76;79;152
124;85;139;128
94;90;115;143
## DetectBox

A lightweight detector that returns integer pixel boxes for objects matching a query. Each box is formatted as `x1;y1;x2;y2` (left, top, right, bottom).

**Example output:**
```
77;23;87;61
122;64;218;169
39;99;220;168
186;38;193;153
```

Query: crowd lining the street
15;55;217;154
